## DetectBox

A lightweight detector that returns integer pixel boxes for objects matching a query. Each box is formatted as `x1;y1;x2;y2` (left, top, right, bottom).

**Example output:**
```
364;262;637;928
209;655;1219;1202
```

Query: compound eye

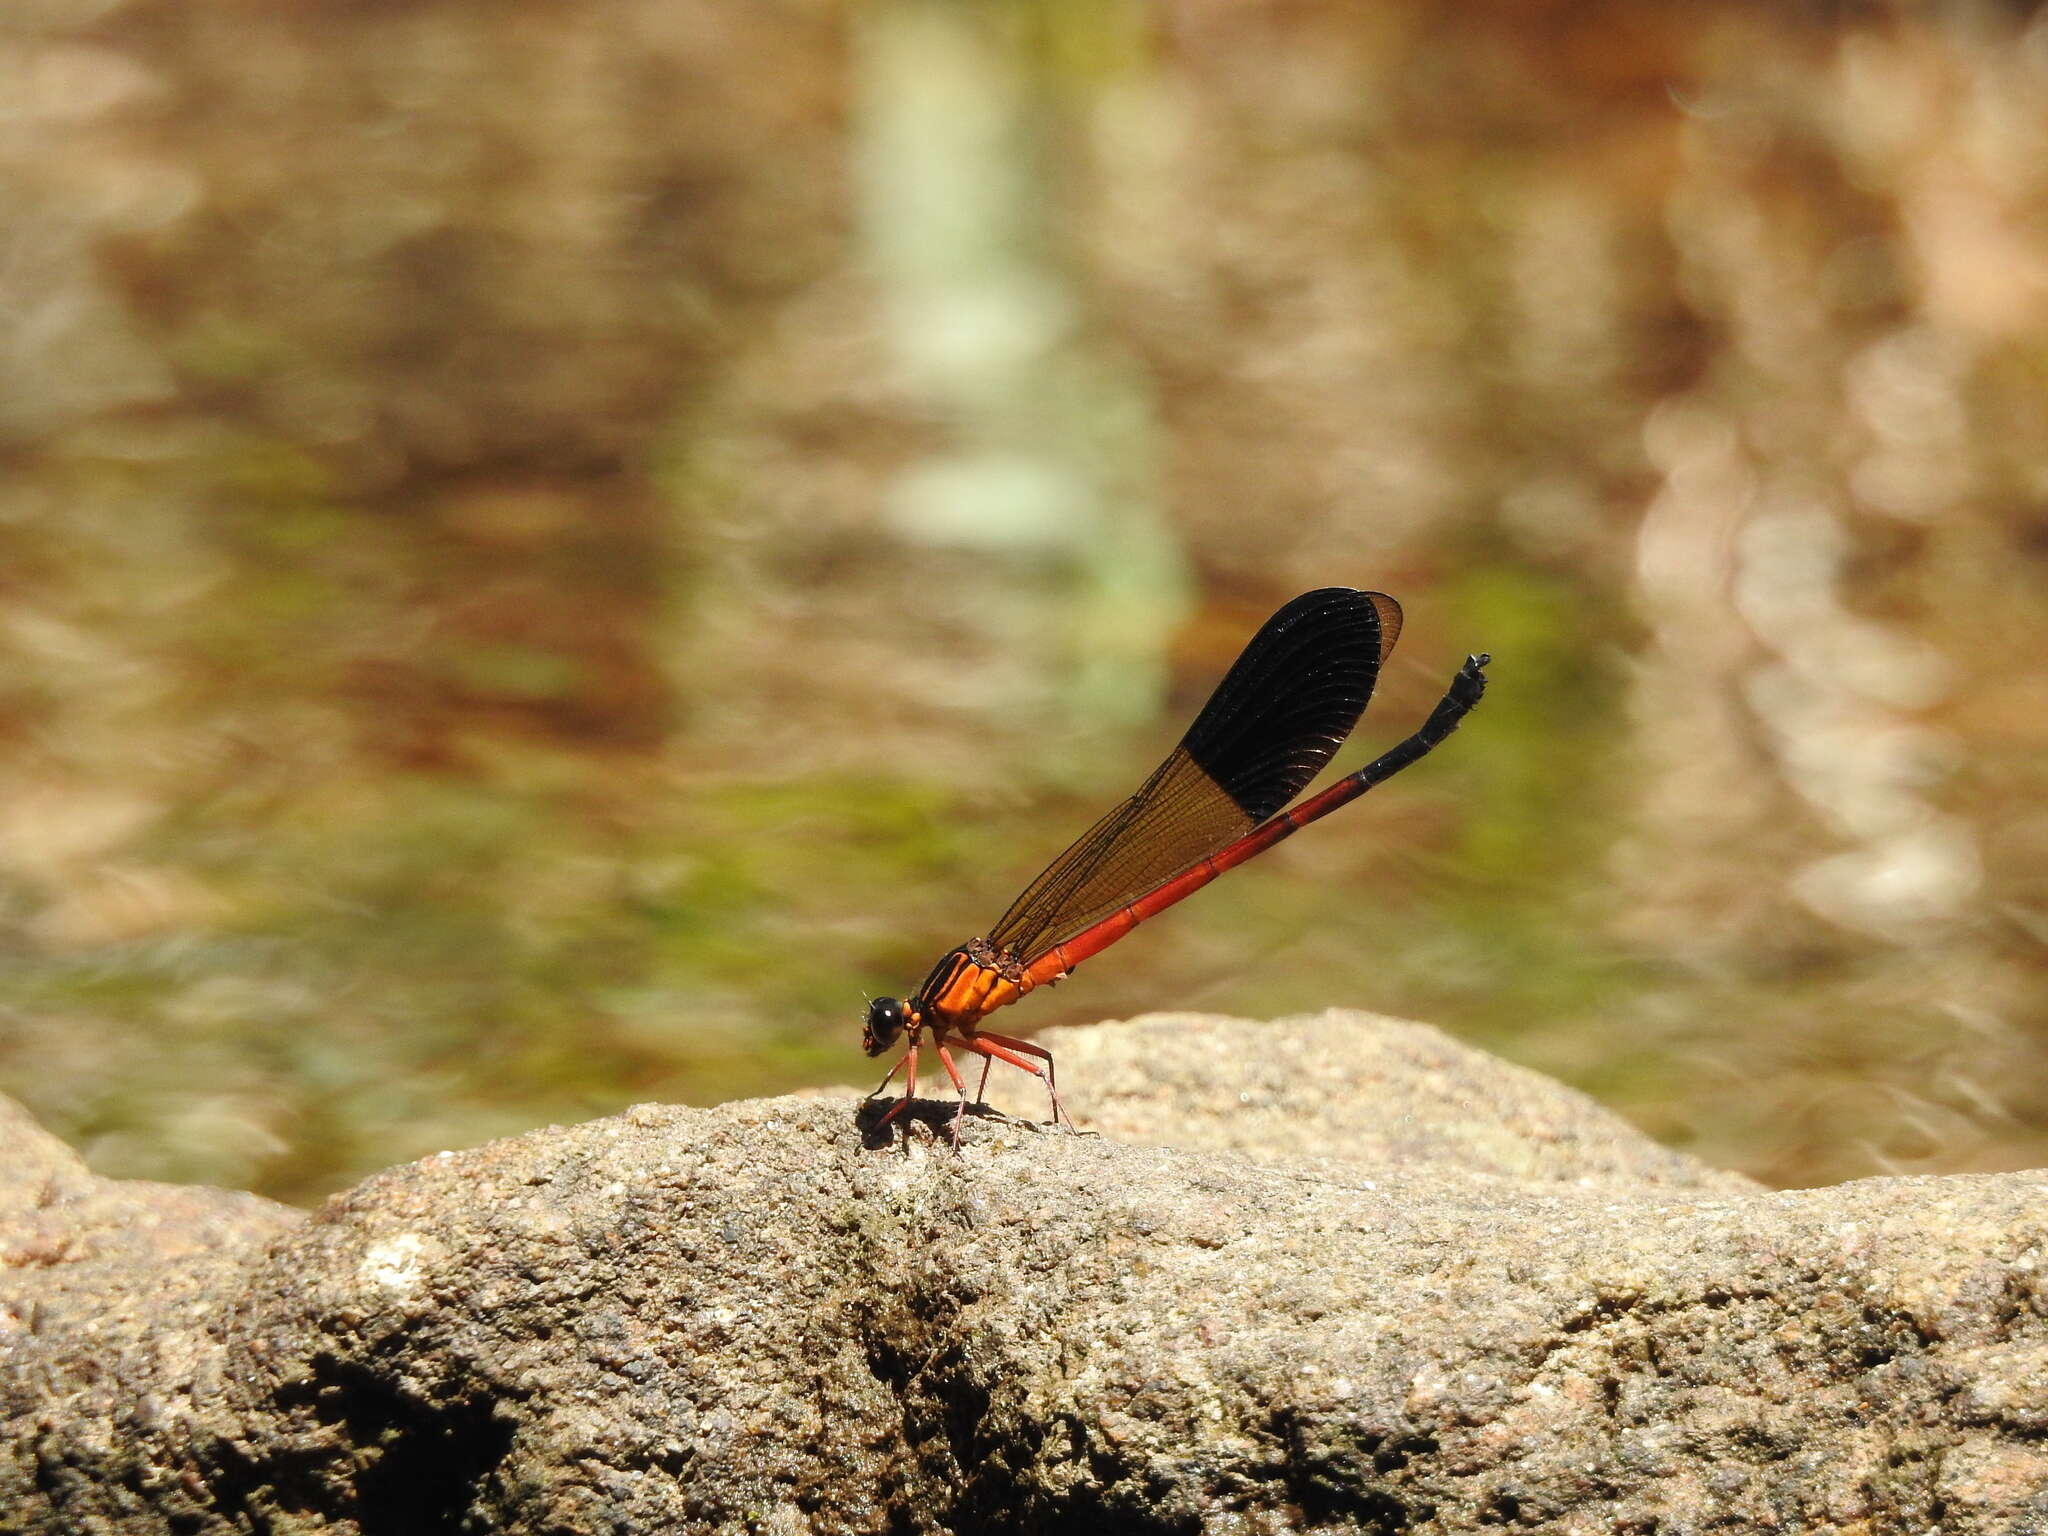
863;997;907;1054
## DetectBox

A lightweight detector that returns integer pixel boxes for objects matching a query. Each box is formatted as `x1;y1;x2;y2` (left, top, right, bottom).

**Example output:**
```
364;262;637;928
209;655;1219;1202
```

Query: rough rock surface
0;1093;300;1527
967;1010;1758;1191
3;1009;2046;1534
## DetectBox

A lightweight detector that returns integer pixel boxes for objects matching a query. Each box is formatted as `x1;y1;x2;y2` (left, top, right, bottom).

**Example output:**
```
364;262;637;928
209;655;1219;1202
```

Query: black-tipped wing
986;588;1401;962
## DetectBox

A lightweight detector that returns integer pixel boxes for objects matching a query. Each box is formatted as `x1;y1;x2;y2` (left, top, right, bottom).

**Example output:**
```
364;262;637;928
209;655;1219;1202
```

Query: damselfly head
863;996;909;1056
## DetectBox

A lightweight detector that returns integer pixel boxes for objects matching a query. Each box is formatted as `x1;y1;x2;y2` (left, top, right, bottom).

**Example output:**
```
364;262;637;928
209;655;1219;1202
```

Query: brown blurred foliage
0;0;2044;1196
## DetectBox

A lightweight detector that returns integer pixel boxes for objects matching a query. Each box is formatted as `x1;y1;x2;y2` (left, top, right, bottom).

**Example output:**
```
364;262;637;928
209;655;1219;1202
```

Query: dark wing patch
985;589;1398;962
1178;588;1398;819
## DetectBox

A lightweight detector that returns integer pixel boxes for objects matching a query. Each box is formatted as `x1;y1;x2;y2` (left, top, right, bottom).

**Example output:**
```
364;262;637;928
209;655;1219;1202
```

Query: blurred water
0;0;2043;1201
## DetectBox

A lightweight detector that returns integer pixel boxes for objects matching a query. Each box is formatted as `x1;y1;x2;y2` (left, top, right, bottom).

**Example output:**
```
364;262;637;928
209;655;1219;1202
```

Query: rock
972;1009;1756;1192
4;1010;2046;1533
0;1093;300;1532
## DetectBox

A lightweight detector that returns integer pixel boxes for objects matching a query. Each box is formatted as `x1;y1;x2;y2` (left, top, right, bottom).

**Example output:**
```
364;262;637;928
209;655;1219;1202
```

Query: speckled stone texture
4;1009;2046;1533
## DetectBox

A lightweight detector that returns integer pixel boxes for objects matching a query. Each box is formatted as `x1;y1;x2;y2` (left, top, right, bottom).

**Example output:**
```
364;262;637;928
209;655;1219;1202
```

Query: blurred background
2;0;2045;1202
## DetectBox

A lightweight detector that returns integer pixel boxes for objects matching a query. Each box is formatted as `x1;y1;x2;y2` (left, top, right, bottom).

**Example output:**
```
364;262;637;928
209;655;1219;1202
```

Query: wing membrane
986;588;1401;962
